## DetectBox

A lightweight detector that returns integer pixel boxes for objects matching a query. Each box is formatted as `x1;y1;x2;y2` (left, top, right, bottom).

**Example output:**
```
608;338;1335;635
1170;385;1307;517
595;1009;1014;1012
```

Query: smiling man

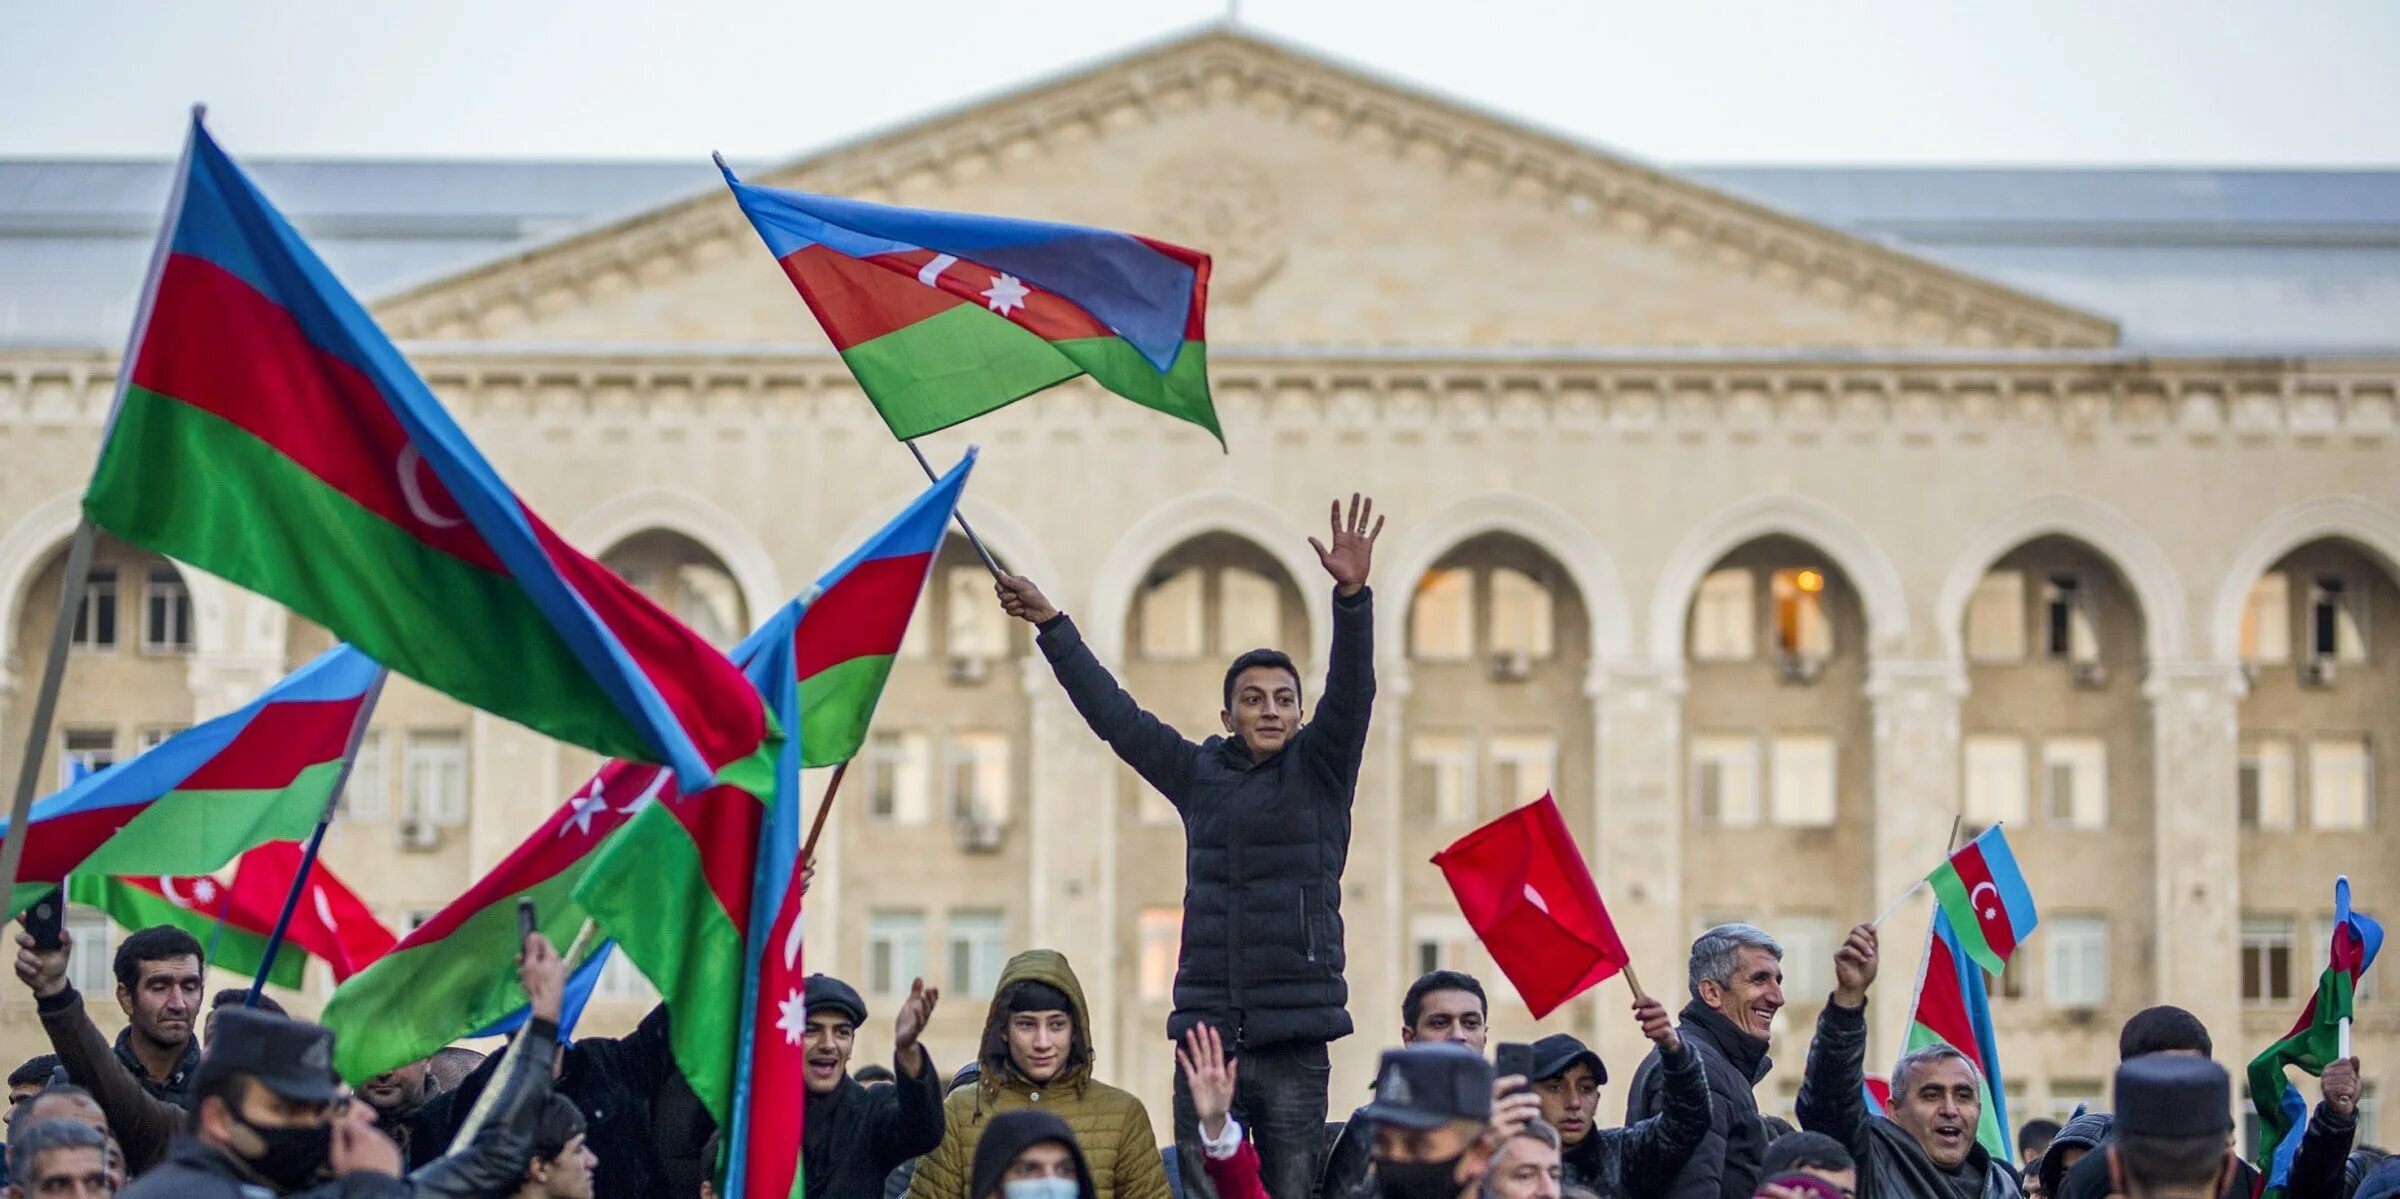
799;973;944;1199
1628;925;1787;1199
998;494;1384;1199
1795;924;2018;1199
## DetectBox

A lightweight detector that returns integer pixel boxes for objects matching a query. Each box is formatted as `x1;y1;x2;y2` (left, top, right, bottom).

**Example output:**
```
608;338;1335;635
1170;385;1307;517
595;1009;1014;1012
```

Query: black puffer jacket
803;1049;946;1199
1796;1001;2018;1199
1562;1039;1715;1199
1626;1003;1776;1199
1036;586;1374;1048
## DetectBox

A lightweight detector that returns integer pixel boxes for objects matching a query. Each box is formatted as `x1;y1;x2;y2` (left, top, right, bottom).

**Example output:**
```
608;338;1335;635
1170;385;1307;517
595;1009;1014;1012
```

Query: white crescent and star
160;877;194;908
395;445;464;529
1970;881;2002;921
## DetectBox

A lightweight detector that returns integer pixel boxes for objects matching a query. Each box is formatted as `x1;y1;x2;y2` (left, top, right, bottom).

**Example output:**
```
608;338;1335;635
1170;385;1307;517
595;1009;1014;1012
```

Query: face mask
233;1113;333;1191
1003;1178;1080;1199
1376;1154;1466;1199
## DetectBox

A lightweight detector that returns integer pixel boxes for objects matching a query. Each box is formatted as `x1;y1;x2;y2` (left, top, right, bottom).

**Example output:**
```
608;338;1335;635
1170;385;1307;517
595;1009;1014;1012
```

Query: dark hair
6;1117;108;1188
2020;1119;2063;1159
1401;971;1488;1028
983;980;1089;1083
112;925;204;992
8;1055;60;1089
1222;648;1301;712
190;1070;248;1133
531;1094;587;1163
210;988;287;1017
2115;1134;2229;1191
855;1065;897;1087
1763;1131;1857;1177
2118;1006;2212;1061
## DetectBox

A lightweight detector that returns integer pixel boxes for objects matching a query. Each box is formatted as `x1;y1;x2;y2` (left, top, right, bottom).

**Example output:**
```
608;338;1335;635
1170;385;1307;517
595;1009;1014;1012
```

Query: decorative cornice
363;30;2121;350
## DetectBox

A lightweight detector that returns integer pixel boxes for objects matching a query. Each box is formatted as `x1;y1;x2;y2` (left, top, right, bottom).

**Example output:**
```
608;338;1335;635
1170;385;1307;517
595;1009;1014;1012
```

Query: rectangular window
136;726;186;754
2043;737;2107;829
2308;737;2371;829
71;567;118;650
142;566;193;653
65;905;114;996
1965;571;2027;662
866;911;927;998
1413;733;1478;824
1488;734;1557;810
595;945;658;1001
2308;576;2367;663
1691;569;1755;661
403;731;468;826
945;910;1007;997
2239;739;2295;830
1410;912;1514;1003
945;566;1007;659
1778;915;1837;1002
1984;955;2027;1001
1770;569;1833;660
1411;569;1475;660
1964;735;2030;826
343;731;389;820
1137;568;1205;659
1769;733;1837;827
947;731;1011;827
2043;575;2100;663
2241;917;2296;1006
60;728;115;788
1139;908;1183;1001
867;731;932;825
1215;569;1282;656
1690;735;1760;828
2045;916;2109;1006
1489;569;1555;660
2242;574;2292;664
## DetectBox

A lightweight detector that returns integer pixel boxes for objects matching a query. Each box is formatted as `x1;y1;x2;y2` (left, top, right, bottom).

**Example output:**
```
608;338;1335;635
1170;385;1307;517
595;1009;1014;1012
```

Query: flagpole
1869;815;1968;928
798;760;849;866
245;668;388;1007
0;521;99;906
904;441;1006;579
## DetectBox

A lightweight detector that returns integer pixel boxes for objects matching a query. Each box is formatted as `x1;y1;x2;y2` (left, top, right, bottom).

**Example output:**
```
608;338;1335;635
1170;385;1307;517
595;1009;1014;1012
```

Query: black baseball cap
194;1007;340;1104
805;974;867;1026
1529;1033;1607;1087
2114;1056;2232;1139
1362;1043;1494;1131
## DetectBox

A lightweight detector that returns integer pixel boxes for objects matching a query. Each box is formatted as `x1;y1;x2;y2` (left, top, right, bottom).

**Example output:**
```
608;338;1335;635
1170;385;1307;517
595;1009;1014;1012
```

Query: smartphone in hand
21;887;64;951
516;895;537;944
1495;1041;1536;1085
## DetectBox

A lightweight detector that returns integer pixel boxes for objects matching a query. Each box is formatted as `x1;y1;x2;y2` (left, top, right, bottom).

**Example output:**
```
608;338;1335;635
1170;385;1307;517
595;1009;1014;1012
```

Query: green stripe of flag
840;304;1218;443
74;763;346;879
798;653;895;769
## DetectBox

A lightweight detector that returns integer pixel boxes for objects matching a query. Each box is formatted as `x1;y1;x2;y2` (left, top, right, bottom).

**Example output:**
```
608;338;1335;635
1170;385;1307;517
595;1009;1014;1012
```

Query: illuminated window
1412;570;1475;660
1770;569;1832;659
1965;571;2026;662
1691;569;1754;660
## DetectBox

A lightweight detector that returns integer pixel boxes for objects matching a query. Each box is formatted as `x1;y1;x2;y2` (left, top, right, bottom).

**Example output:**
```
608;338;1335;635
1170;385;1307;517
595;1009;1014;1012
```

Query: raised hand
895;977;939;1055
995;574;1059;625
1309;494;1384;596
1833;922;1878;1009
14;927;70;1000
519;931;565;1023
1176;1023;1239;1142
1634;994;1683;1056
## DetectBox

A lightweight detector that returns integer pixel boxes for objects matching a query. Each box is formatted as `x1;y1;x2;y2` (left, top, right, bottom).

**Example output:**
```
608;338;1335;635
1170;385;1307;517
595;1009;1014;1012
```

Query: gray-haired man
1795;924;2018;1199
1624;924;1787;1199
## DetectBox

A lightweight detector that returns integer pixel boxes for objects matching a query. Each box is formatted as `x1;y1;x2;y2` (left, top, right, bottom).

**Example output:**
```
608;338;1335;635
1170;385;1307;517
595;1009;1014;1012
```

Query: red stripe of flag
871;249;1113;342
132;256;504;570
664;785;766;946
1915;934;1985;1067
793;551;934;680
1948;843;2018;963
177;698;367;791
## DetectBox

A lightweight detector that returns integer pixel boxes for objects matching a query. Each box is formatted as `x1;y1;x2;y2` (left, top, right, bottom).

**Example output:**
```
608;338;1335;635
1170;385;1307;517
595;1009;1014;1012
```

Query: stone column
1022;654;1121;1069
1590;658;1685;1085
2144;663;2244;1071
1865;659;1966;1064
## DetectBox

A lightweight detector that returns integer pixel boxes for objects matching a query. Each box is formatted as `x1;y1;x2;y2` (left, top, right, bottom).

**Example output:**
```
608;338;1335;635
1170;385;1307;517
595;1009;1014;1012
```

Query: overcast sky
9;0;2399;165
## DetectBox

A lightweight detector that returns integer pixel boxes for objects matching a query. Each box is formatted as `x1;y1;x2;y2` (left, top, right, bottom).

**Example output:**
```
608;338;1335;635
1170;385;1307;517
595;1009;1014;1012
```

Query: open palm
1310;493;1383;594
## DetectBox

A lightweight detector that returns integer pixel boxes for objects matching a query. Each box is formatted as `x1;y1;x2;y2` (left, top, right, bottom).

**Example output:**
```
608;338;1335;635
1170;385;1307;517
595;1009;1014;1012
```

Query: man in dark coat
1532;996;1712;1199
998;493;1385;1199
1795;924;2017;1199
802;973;945;1199
1626;924;1786;1199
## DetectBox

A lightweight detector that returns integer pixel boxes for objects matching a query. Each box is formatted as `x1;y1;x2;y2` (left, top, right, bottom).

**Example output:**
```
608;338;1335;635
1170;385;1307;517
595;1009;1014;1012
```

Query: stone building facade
0;28;2393;1143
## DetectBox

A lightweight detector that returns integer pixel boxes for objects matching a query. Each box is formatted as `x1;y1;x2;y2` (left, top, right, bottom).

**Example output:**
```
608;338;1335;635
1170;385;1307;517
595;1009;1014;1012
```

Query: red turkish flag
225;842;397;982
1431;793;1628;1018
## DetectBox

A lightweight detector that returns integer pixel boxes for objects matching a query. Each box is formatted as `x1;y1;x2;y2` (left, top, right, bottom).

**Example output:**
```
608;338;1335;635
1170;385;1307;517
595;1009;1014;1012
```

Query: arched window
601;531;750;649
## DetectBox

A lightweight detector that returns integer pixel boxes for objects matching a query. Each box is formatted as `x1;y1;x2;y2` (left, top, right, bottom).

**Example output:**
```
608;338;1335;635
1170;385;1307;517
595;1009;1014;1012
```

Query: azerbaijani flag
720;161;1219;446
2249;877;2381;1199
2;645;385;918
1896;910;2016;1161
85;113;764;791
68;842;394;987
1924;825;2038;977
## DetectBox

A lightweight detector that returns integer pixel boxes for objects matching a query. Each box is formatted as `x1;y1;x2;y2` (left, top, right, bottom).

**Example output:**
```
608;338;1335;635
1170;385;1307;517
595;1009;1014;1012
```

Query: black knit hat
967;1110;1097;1199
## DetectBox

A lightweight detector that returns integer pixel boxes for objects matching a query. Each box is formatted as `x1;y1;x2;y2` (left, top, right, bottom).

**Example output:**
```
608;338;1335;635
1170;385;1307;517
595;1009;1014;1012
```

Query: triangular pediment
373;28;2116;350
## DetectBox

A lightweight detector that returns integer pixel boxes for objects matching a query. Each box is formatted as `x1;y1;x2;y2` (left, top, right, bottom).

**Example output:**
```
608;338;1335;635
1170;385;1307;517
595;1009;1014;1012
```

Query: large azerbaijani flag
1896;910;2019;1161
1;645;385;918
719;160;1219;446
1924;825;2039;977
84;113;764;791
2249;877;2381;1199
69;842;395;987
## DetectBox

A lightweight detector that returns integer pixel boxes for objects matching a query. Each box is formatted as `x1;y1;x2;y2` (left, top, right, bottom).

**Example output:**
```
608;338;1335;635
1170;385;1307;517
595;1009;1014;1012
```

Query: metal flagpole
905;441;1006;579
0;522;99;905
245;669;388;1006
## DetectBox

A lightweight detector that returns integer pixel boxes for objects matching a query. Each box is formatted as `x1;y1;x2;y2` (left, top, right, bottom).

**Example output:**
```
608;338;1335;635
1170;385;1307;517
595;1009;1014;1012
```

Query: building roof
5;155;2396;351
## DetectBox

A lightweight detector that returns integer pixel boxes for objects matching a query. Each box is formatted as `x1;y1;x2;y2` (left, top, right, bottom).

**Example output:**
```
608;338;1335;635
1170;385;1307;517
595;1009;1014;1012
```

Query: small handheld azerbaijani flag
85;113;764;791
3;645;385;918
1923;825;2038;978
720;162;1220;446
2248;877;2381;1199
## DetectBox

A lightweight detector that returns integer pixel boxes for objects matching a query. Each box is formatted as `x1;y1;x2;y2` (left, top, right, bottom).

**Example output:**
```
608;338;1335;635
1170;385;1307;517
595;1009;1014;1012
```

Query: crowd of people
2;495;2390;1199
